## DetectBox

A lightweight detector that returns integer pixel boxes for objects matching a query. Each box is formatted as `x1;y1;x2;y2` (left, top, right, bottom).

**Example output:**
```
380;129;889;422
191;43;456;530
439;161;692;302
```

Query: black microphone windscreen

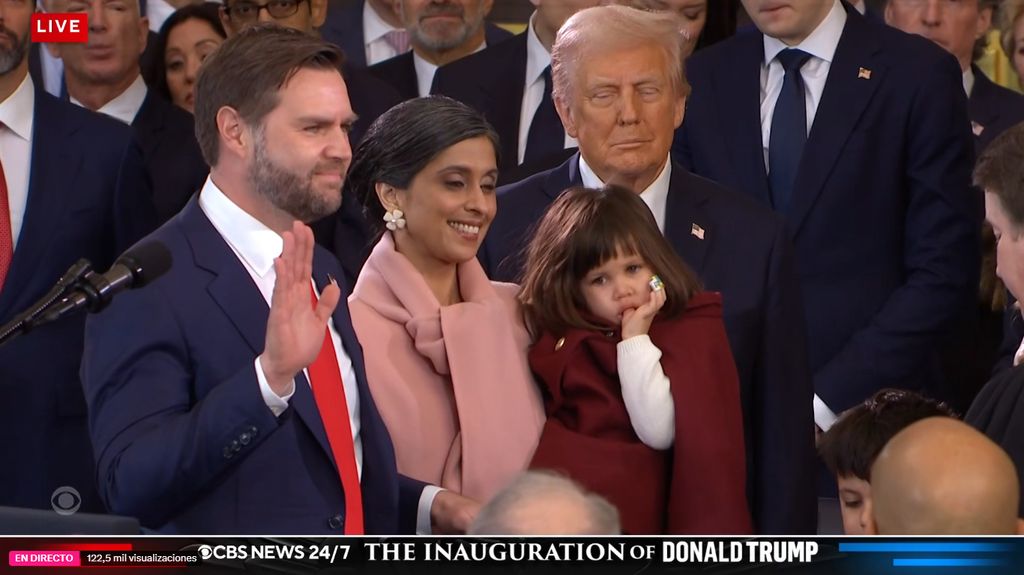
116;241;173;288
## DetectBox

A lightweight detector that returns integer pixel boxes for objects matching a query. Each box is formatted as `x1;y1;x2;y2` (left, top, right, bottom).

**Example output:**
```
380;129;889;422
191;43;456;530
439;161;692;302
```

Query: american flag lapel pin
691;223;705;240
972;121;985;137
858;67;872;80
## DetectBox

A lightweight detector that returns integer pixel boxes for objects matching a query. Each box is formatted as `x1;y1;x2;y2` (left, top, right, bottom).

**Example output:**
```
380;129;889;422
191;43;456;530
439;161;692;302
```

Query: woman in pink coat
345;97;545;503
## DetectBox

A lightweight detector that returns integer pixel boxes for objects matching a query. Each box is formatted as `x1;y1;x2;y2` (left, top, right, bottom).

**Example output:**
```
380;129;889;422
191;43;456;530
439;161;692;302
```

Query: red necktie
0;153;13;292
307;286;364;534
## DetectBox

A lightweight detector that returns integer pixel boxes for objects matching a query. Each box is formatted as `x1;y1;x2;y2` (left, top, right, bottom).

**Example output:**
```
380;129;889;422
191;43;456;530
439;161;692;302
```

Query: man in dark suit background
82;25;475;534
0;0;156;513
885;0;1024;411
367;0;511;100
321;0;410;67
485;5;817;534
676;0;978;438
48;0;208;222
432;1;596;175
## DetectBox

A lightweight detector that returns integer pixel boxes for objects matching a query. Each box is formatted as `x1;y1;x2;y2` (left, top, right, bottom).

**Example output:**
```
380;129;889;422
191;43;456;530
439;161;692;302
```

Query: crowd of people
3;0;1024;535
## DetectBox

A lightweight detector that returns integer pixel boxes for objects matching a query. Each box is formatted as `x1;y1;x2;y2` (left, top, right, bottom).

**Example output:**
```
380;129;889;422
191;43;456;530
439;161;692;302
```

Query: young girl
518;185;752;534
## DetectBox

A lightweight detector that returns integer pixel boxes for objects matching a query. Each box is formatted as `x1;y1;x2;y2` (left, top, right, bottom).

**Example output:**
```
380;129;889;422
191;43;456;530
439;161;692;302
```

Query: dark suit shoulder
37;90;134;143
366;52;417;99
432;33;527;98
677;168;787;240
484;22;513;46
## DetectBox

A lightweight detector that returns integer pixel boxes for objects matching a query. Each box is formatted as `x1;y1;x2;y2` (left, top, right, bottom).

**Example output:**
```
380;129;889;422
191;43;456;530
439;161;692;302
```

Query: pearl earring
383;208;406;231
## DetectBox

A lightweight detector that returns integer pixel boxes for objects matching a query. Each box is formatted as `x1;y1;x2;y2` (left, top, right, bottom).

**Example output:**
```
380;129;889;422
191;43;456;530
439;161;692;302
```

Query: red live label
31;14;88;43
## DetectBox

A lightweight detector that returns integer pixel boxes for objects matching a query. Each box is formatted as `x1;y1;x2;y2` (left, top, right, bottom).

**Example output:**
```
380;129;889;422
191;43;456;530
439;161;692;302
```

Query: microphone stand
0;259;94;348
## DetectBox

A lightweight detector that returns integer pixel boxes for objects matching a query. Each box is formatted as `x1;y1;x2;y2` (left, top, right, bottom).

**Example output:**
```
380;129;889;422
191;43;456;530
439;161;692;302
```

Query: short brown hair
518;185;702;339
818;388;956;481
193;23;344;166
975;122;1024;234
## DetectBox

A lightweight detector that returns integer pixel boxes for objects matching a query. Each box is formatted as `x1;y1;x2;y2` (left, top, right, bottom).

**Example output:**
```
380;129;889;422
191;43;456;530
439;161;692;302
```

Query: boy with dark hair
818;389;956;534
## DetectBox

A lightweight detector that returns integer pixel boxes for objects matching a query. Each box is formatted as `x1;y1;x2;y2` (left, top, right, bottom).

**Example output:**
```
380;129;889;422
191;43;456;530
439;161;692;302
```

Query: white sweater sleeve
617;334;675;450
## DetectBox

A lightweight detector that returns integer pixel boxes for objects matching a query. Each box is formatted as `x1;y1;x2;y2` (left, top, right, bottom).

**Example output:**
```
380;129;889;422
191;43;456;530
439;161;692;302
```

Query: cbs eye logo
51;486;82;516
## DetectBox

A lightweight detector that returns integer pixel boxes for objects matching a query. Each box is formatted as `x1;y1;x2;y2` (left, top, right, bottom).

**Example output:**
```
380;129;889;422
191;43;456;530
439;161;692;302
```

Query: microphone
37;242;173;324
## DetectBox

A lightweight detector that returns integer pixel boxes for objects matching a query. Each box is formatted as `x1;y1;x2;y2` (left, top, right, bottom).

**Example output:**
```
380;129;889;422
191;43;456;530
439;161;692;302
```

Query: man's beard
248;129;343;223
411;2;482;52
0;27;28;75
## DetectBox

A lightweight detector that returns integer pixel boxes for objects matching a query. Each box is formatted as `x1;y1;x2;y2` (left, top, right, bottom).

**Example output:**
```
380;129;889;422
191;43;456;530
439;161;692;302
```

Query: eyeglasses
223;0;309;24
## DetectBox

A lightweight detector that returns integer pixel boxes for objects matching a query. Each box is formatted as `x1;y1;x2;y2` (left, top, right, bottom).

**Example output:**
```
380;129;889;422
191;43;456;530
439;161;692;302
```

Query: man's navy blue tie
523;66;563;165
768;49;812;215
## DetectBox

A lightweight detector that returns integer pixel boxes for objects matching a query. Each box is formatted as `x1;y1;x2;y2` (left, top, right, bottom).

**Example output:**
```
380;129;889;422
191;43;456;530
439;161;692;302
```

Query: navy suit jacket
676;6;980;412
322;0;369;68
131;90;208;223
367;23;514;101
81;199;423;533
970;65;1024;155
0;89;156;513
483;155;817;534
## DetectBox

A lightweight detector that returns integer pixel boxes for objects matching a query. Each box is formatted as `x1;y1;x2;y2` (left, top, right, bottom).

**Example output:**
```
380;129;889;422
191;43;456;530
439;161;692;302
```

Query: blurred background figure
367;0;511;99
48;0;209;223
469;471;621;535
625;0;707;58
967;122;1024;519
149;2;226;113
817;389;956;535
871;417;1024;535
322;0;409;67
1001;0;1024;88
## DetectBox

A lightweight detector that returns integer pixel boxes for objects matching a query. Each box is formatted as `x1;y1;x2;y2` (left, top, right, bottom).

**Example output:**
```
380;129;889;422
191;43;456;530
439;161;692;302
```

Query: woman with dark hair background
344;96;545;503
148;2;226;113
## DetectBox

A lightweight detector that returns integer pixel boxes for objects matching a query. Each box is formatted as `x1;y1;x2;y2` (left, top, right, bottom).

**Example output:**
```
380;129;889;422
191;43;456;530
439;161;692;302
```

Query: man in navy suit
82;25;474;534
885;0;1024;410
367;0;511;100
432;1;597;174
0;0;156;513
485;5;816;534
676;1;978;434
48;0;208;222
321;0;410;67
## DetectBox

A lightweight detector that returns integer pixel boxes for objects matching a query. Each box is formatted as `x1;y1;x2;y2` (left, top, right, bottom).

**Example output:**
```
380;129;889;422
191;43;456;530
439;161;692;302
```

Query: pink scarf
349;234;545;501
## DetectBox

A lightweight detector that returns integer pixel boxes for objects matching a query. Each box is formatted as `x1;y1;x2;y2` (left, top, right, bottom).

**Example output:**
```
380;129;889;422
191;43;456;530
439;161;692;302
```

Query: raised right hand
259;221;341;394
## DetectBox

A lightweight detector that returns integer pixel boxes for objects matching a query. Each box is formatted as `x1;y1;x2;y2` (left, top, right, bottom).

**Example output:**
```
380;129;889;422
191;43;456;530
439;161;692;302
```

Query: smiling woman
344;96;545;503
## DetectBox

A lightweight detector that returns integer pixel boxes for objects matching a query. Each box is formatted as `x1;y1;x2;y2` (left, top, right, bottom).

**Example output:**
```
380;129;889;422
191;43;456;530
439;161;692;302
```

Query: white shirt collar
763;0;846;65
0;73;35;142
364;0;400;45
963;67;975;97
413;41;487;97
851;0;865;14
577;154;673;232
70;74;148;125
525;13;552;87
197;176;283;278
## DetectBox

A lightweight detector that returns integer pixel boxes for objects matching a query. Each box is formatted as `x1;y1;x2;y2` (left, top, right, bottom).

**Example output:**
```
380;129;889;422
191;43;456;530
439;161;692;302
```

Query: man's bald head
871;417;1023;535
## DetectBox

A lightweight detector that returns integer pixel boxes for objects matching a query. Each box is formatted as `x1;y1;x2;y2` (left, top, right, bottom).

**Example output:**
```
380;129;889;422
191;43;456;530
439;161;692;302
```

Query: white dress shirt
414;41;487;97
70;74;148;125
963;67;975;97
198;178;439;532
0;74;35;250
364;0;405;66
759;0;846;431
147;0;177;33
517;14;576;165
760;0;846;170
579;154;671;233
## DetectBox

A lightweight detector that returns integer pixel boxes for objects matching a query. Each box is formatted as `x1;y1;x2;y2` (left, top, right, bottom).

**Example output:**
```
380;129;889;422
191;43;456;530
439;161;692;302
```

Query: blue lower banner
3;537;1022;573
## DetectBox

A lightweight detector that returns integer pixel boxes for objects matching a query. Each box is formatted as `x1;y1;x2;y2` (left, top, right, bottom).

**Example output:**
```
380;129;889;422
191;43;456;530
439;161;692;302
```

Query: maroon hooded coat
529;292;752;534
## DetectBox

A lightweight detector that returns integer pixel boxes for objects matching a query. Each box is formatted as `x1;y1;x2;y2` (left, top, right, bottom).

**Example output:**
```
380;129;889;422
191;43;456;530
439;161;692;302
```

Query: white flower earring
383;208;406;231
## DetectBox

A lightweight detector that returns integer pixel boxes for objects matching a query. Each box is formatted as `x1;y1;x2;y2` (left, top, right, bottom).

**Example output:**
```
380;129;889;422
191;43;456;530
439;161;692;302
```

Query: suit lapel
714;32;771;206
481;35;528;165
541;153;582;201
131;90;163;161
968;67;999;137
0;93;82;318
664;166;712;275
788;9;884;236
183;201;341;466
